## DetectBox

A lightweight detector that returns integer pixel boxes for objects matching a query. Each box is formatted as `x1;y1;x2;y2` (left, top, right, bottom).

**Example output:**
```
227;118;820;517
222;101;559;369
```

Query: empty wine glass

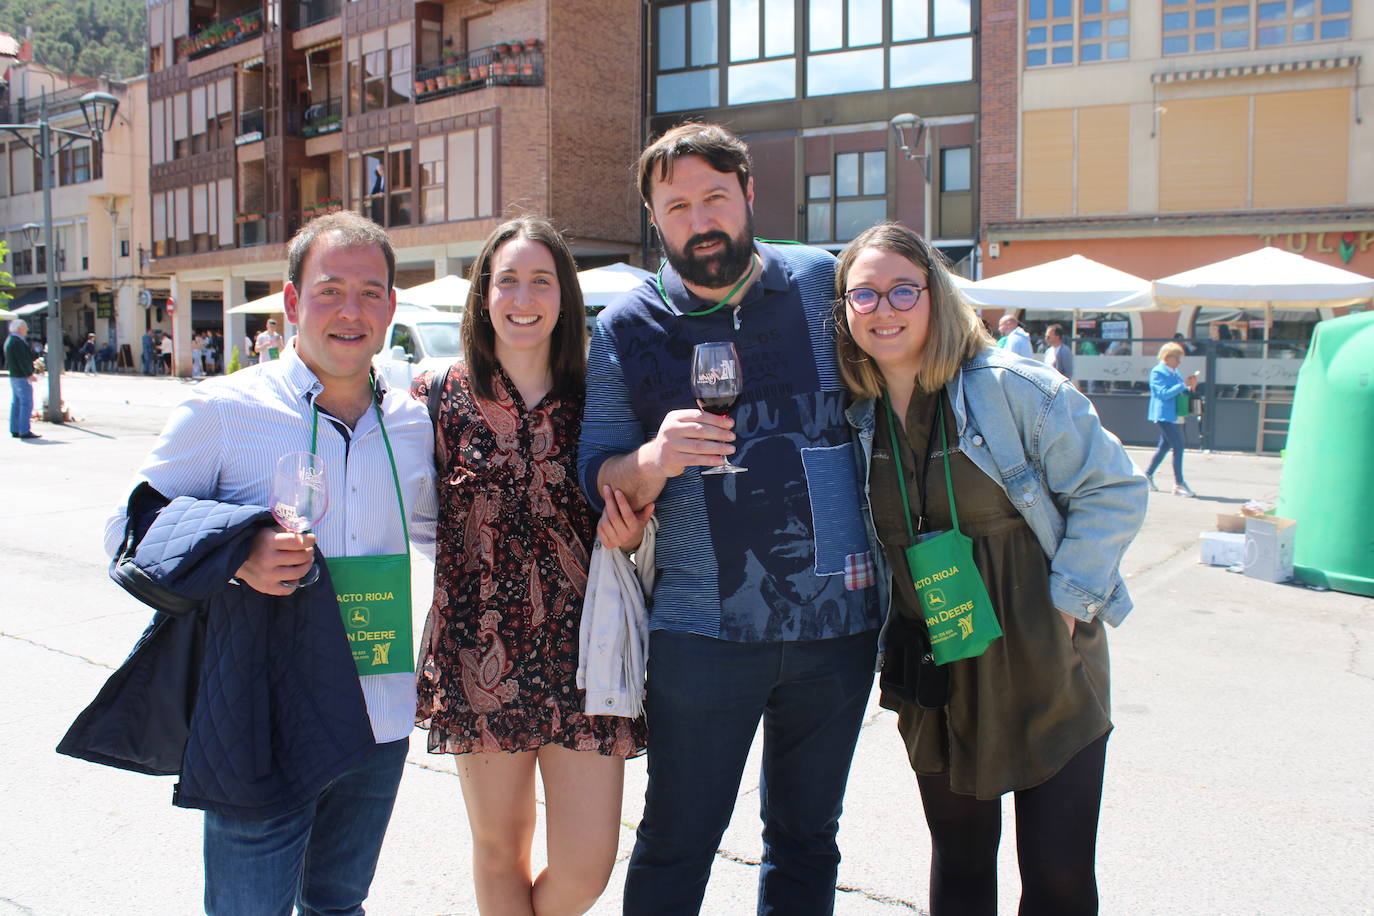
691;341;746;476
269;451;329;587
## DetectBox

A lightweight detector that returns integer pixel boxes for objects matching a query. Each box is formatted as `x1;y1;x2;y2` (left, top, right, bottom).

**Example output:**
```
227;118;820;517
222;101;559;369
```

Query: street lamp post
3;89;119;423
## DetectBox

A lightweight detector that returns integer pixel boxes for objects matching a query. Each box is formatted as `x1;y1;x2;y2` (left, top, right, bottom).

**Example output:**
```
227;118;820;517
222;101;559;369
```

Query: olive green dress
872;389;1112;800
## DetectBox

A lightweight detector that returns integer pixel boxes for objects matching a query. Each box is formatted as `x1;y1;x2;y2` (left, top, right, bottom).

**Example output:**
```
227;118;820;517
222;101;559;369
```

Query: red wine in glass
691;341;746;475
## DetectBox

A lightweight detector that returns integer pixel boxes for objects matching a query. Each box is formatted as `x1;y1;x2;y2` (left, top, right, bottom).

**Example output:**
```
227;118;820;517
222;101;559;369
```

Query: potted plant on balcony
524;37;541;51
446;65;464;86
414;77;428;96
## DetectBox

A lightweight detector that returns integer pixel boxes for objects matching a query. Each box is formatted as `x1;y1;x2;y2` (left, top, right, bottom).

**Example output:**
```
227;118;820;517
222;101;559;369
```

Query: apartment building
145;0;641;374
980;0;1372;339
646;0;980;272
0;57;150;367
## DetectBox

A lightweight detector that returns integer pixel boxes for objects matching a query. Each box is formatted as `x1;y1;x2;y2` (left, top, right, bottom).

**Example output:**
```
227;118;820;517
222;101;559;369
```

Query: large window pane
835;152;859;196
807;201;831;241
941;147;971;191
849;0;882;46
660;5;686;69
691;1;719;66
732;0;760;60
835;198;886;241
809;0;843;50
656;69;721;111
807;47;883;94
890;36;972;86
893;0;929;39
765;0;796;55
862;151;885;195
1320;18;1349;38
728;58;797;103
934;0;972;35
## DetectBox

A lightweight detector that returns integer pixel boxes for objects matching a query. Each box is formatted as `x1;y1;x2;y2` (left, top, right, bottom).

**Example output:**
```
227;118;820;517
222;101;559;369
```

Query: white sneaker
1173;483;1196;498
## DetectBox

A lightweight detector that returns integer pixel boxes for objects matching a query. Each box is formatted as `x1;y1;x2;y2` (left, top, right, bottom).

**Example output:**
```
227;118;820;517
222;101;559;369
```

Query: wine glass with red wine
691;341;746;476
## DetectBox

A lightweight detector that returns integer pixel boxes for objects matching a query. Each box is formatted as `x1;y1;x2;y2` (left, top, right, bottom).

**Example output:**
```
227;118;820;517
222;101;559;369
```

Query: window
806;150;886;243
420;137;445;224
1162;0;1347;54
727;0;797;105
1027;0;1128;67
351;28;412;114
354;146;413;227
941;146;971;191
656;1;720;112
810;0;974;95
59;144;97;185
119;227;131;258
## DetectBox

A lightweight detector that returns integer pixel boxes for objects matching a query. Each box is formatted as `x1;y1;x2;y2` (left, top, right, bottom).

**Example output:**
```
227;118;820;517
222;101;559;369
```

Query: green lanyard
883;391;962;540
310;399;410;554
654;252;758;318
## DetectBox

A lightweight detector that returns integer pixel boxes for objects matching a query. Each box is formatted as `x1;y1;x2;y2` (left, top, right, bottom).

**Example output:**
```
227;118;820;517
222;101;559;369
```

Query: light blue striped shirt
105;342;437;743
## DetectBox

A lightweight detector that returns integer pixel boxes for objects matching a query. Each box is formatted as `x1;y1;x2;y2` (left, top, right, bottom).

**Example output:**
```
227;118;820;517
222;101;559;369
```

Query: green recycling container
1277;310;1374;596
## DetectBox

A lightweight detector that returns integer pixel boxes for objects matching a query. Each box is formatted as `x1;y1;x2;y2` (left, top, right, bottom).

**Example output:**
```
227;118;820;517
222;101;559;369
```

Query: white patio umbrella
402;275;470;311
227;286;417;315
0;306;15;320
962;254;1155;312
578;262;653;309
1152;247;1374;324
226;291;285;315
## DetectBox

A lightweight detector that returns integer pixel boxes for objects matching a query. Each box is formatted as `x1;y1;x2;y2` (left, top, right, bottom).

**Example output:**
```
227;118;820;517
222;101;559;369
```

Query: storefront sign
1077;356;1302;387
96;292;114;319
1257;231;1374;265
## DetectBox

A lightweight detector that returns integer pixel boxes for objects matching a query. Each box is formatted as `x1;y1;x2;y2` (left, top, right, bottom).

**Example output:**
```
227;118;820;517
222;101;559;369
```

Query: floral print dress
413;364;645;758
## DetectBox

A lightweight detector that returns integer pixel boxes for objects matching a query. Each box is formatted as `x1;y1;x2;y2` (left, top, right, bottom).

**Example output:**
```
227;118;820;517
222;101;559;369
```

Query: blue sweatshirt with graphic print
578;242;879;643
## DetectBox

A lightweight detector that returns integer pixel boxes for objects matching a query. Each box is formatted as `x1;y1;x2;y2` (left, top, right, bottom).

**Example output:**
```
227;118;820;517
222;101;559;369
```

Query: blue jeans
10;376;32;435
624;628;878;916
203;738;408;916
1145;420;1186;484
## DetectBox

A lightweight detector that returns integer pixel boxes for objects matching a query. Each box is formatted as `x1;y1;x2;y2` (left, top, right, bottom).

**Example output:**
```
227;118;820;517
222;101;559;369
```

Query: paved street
2;372;1371;915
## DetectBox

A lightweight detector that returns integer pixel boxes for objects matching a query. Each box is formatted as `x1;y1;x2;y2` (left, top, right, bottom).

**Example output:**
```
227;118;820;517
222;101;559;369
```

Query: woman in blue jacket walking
1143;341;1199;497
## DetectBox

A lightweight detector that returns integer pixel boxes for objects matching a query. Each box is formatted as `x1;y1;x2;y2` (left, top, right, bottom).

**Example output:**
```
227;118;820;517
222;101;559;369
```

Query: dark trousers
623;628;878;916
917;731;1109;916
1145;420;1186;484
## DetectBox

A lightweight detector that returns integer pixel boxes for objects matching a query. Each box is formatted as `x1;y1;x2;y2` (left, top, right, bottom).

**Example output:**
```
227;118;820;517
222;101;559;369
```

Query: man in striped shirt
579;124;880;916
106;212;436;915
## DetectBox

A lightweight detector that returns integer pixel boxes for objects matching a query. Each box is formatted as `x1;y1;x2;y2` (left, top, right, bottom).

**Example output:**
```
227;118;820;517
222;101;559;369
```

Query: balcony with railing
177;8;264;62
291;0;340;29
236;107;265;145
301;98;342;138
413;41;544;104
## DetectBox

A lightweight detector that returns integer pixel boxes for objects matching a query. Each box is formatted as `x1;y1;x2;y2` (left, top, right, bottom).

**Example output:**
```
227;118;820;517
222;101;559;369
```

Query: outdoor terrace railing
413;41;544;103
178;8;264;61
301;97;342;138
292;0;340;29
236;107;265;144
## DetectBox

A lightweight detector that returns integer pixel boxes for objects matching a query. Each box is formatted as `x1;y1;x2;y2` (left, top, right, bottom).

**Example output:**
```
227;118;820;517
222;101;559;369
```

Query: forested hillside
0;0;146;81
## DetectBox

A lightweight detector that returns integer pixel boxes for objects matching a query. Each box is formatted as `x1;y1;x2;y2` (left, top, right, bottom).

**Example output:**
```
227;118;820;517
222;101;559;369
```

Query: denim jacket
847;346;1148;636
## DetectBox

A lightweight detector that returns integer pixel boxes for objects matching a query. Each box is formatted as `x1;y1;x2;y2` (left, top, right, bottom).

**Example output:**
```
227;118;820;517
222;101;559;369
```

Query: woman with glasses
835;222;1147;915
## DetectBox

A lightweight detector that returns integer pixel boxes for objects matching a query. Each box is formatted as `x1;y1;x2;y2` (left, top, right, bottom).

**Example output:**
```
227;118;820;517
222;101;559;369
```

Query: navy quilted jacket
119;497;377;818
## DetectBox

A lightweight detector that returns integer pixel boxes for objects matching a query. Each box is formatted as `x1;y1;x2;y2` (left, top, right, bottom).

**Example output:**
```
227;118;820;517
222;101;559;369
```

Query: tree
0;240;14;308
0;0;146;80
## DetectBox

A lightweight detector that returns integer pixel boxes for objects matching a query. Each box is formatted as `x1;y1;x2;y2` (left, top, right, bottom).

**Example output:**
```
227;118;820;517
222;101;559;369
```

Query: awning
1152;55;1360;85
5;284;87;314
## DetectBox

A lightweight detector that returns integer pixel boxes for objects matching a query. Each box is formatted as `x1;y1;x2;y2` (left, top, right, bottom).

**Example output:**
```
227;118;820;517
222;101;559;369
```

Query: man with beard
578;123;881;915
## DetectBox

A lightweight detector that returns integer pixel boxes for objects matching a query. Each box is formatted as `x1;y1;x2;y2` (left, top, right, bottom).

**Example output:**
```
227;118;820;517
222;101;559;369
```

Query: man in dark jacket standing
103;212;437;915
6;318;39;439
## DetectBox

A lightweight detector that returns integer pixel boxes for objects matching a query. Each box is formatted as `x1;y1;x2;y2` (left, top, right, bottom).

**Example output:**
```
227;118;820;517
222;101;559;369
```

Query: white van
373;303;464;390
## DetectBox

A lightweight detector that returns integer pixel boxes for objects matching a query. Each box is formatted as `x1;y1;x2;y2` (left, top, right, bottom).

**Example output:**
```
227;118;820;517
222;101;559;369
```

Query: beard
662;214;756;290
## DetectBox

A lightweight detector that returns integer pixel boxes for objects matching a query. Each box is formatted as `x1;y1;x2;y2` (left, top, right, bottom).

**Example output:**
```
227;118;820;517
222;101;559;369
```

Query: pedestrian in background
6;318;39;439
1143;341;1198;497
81;333;98;376
141;329;156;375
835;221;1146;916
412;216;648;915
1042;323;1073;380
996;313;1033;357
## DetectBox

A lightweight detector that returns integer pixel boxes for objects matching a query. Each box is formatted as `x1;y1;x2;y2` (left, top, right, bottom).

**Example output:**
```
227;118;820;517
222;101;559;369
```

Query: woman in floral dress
413;216;650;915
